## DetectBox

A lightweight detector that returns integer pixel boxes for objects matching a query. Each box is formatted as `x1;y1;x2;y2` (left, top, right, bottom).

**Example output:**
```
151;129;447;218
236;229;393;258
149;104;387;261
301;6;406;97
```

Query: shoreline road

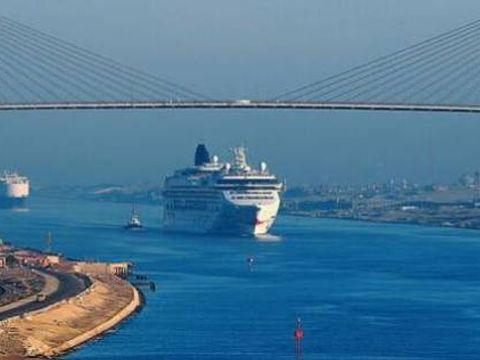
0;273;140;358
0;269;90;321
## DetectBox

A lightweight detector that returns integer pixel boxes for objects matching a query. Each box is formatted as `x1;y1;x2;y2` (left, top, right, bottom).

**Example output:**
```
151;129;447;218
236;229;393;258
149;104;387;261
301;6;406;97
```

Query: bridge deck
0;101;480;113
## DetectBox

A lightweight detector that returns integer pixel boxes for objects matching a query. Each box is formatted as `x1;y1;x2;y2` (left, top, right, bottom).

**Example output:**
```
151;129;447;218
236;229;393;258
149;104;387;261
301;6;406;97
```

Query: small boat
125;204;143;229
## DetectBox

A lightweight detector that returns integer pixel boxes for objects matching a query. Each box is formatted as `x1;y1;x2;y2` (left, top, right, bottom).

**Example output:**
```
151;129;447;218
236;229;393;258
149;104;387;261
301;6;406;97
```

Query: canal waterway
0;195;479;359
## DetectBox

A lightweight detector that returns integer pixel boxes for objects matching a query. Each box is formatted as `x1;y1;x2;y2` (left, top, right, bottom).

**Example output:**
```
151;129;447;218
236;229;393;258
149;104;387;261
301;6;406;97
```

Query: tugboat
125;204;143;230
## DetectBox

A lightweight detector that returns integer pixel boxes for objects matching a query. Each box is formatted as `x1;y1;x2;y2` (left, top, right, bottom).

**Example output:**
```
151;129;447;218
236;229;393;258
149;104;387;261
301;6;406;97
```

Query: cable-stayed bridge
1;15;480;113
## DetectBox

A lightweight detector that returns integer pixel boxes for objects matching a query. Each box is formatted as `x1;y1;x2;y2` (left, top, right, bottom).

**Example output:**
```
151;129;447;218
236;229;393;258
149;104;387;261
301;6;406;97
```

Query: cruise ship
0;171;30;208
162;145;283;235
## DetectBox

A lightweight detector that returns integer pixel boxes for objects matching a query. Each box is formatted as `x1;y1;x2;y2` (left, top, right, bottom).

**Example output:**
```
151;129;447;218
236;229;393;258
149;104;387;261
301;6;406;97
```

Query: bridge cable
0;20;175;101
0;16;209;101
299;23;480;102
334;30;480;103
271;18;480;102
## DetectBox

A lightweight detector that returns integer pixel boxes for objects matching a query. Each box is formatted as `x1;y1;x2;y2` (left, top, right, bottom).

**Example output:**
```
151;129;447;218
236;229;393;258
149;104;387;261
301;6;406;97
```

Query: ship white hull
163;200;279;236
0;173;30;209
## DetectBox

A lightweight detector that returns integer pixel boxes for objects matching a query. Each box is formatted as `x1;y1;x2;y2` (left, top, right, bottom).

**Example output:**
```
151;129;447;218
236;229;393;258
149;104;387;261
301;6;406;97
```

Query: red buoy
294;318;304;360
294;327;304;341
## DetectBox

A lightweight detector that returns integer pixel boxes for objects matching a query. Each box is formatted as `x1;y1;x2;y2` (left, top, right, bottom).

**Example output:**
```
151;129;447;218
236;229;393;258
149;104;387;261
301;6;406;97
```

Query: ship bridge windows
217;179;279;185
229;190;273;194
231;195;275;200
219;186;280;191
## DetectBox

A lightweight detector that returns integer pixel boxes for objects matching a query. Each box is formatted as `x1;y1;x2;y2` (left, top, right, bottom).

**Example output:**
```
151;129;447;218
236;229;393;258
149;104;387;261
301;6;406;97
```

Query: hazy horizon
1;1;480;186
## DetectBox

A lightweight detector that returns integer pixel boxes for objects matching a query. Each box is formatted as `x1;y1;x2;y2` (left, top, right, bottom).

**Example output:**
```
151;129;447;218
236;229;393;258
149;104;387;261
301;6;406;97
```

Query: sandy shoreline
43;275;141;357
0;271;142;358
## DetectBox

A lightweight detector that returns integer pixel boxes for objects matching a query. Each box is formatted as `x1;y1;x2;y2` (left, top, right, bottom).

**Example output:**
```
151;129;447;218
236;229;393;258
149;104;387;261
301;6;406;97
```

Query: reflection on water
9;207;30;213
255;233;282;242
0;196;479;359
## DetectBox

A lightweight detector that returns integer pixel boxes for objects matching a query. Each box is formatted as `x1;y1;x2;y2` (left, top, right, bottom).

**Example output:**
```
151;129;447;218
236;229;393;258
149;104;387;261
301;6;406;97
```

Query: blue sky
1;1;480;185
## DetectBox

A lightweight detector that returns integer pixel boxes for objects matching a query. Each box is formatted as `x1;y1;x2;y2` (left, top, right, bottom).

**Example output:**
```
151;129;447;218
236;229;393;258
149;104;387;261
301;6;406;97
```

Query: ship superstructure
162;145;283;235
0;171;30;208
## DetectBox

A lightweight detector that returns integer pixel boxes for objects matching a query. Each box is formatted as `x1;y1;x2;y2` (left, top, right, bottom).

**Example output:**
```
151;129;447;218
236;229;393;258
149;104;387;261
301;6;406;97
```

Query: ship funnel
194;144;211;166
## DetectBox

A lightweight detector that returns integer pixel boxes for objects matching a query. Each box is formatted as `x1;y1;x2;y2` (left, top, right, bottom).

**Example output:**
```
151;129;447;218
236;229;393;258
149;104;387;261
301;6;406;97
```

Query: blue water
1;196;480;359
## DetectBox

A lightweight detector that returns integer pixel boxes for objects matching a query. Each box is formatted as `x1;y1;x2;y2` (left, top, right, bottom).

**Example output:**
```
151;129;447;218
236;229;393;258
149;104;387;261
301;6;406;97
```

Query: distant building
45;254;62;265
73;261;132;277
0;238;12;253
14;250;48;267
459;174;475;187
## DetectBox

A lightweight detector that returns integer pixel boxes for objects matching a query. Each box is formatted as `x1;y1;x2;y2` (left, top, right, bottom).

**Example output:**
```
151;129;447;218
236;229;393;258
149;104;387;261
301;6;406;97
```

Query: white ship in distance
0;171;30;209
162;145;283;235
